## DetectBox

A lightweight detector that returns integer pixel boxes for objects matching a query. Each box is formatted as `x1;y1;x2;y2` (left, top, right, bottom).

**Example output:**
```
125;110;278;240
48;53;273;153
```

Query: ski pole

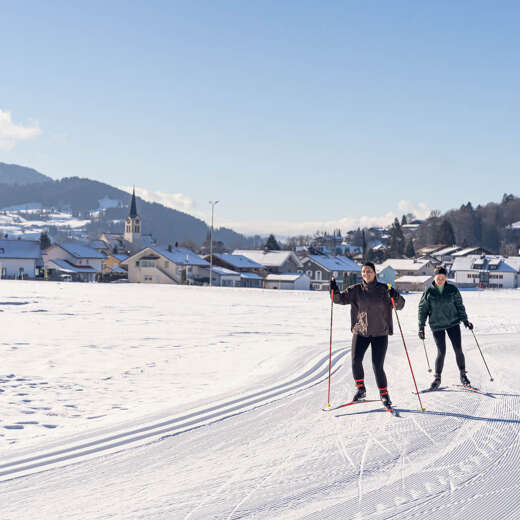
422;339;432;373
326;279;335;408
388;284;426;412
470;328;494;382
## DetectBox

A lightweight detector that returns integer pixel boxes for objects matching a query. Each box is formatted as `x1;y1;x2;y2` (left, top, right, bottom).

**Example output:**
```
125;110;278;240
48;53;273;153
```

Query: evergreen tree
39;231;51;250
389;218;406;257
401;214;408;226
436;219;456;245
265;234;281;250
405;239;415;258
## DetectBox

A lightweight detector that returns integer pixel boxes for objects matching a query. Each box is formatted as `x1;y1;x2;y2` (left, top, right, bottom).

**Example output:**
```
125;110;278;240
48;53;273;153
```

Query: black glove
464;321;473;330
330;277;339;294
418;329;425;340
388;286;399;299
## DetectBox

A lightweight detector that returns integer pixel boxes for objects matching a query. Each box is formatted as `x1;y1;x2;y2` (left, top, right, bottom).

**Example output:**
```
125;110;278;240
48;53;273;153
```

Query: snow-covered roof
452;255;517;273
108;265;127;274
210;266;240;276
233;250;302;268
265;273;307;282
213;253;265;269
240;272;264;280
89;240;108;249
0;239;41;259
123;247;209;267
432;246;461;257
395;275;434;283
111;253;129;262
503;257;520;272
304;255;361;272
452;247;485;257
379;259;431;271
47;259;99;273
57;242;106;259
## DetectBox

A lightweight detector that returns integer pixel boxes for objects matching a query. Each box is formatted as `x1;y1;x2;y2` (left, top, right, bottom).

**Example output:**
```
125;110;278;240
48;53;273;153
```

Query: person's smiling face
434;273;446;286
361;265;376;283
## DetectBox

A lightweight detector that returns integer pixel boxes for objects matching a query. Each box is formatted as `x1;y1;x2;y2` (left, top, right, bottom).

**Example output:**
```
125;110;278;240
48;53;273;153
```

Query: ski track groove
0;349;347;482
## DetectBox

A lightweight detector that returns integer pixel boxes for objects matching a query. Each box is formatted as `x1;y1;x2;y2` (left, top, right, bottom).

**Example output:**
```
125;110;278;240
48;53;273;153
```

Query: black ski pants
432;324;466;375
351;334;388;390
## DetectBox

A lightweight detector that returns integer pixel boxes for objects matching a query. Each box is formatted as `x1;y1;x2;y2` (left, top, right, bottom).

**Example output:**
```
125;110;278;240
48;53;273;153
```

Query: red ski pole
388;284;426;412
326;280;335;408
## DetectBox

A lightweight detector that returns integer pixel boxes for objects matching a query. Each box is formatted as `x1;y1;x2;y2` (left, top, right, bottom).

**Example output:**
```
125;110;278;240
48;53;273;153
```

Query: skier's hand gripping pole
387;284;426;412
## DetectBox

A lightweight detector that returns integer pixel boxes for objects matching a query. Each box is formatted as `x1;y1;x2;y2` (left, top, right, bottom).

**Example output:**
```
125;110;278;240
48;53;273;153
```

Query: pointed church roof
129;187;138;218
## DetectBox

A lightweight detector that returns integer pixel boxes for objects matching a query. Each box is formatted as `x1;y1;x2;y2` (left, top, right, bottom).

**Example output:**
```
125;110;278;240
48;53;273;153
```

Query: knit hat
434;266;447;276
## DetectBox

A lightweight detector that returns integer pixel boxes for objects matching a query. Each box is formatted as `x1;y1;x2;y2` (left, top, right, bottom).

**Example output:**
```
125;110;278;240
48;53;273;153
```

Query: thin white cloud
220;200;431;236
119;186;204;218
118;188;430;237
0;110;42;150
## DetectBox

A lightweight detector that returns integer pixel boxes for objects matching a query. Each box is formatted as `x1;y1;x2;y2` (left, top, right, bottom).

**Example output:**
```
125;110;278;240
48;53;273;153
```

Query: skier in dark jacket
330;261;405;408
418;266;473;390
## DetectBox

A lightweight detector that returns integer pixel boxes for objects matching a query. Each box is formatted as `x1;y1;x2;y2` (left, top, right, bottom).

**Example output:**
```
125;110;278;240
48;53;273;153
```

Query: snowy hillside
1;281;519;519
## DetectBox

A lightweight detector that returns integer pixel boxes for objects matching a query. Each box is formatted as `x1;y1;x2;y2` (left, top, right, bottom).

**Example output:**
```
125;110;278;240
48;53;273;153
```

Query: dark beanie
434;266;447;276
362;261;377;274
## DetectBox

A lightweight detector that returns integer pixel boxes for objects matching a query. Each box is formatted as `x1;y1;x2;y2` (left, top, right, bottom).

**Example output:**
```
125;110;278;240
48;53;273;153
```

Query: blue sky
1;1;519;235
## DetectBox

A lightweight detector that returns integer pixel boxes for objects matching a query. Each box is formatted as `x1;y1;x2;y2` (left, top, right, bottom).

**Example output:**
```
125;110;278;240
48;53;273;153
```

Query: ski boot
460;371;471;387
429;374;442;391
379;387;392;409
352;379;366;401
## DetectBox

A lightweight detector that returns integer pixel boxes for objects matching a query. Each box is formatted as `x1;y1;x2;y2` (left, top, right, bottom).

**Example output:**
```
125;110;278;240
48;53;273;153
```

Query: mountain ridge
0;173;252;249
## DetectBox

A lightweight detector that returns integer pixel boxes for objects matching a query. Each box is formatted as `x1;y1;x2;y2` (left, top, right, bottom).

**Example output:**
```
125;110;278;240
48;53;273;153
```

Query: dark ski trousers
351;334;388;389
432;324;466;375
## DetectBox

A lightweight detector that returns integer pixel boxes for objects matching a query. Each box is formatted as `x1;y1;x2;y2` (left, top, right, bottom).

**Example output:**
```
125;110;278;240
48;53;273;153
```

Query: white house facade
451;255;517;289
0;239;41;279
233;250;302;274
44;242;105;282
264;273;311;291
122;246;209;284
299;255;361;291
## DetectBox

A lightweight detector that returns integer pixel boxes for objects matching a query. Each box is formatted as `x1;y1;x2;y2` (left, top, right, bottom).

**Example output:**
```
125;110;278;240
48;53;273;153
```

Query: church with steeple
98;188;155;256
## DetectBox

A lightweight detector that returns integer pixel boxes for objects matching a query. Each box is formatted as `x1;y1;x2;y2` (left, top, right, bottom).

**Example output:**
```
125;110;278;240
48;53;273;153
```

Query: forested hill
0;162;52;185
0;176;252;249
413;194;520;253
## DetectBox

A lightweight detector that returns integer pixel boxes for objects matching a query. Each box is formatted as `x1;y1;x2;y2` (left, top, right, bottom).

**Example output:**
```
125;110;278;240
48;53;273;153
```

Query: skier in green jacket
418;266;473;390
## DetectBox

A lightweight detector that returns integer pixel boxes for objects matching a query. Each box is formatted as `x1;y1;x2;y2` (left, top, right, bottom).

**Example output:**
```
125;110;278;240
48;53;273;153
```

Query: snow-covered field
1;281;519;519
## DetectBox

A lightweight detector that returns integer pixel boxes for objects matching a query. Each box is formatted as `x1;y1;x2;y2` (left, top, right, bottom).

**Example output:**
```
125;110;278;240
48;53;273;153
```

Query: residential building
102;253;129;281
240;272;264;288
378;259;435;278
198;266;242;287
122;246;209;284
44;242;106;282
394;275;434;292
233;250;302;274
205;253;266;276
375;264;396;287
416;245;447;256
451;255;517;288
264;273;311;290
299;255;361;291
452;246;493;258
431;246;462;262
0;239;41;279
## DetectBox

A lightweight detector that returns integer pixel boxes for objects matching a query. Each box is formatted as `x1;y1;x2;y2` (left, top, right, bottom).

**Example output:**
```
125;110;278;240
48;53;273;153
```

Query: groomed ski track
2;335;520;519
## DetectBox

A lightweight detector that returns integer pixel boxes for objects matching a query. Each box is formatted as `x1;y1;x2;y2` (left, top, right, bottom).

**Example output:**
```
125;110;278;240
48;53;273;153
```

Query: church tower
124;187;142;249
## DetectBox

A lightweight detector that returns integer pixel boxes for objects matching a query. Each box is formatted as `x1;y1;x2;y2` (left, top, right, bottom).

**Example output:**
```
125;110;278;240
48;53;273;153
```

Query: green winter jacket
418;282;468;332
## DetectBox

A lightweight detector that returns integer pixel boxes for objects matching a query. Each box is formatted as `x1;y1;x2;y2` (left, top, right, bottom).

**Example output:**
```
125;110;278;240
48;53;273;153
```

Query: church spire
129;186;137;218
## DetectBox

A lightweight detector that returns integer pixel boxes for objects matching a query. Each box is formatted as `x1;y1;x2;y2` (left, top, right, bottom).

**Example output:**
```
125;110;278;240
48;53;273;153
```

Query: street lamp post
209;200;219;287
